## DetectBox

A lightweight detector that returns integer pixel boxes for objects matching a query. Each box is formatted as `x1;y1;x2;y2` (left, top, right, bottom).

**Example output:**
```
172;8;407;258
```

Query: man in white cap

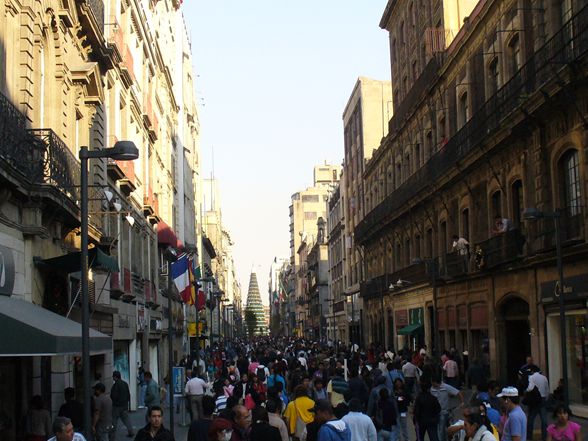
498;386;526;441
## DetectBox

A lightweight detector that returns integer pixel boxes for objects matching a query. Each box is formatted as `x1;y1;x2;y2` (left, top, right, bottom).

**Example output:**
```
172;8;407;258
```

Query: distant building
288;164;341;336
342;77;392;346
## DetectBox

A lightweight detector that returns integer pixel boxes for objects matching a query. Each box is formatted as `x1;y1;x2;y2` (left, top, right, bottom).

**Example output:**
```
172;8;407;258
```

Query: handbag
244;393;255;410
294;401;307;439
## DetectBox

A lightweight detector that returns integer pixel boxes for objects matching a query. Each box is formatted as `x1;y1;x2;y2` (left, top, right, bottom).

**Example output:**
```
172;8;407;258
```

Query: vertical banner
173;366;185;396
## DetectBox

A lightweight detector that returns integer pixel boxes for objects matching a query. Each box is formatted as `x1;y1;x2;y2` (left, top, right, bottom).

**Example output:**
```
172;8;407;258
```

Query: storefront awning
397;323;423;335
38;248;118;273
157;220;183;249
0;296;112;356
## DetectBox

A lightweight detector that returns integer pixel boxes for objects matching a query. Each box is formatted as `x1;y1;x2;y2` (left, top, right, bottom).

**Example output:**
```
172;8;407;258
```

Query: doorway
499;296;531;384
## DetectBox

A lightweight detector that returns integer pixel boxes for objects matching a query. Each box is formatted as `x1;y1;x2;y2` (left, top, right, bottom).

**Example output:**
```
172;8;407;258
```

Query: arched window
560;149;581;216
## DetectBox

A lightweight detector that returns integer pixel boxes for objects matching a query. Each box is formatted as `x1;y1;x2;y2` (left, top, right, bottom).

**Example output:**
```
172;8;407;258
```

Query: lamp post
163;246;178;435
79;141;138;439
523;208;568;408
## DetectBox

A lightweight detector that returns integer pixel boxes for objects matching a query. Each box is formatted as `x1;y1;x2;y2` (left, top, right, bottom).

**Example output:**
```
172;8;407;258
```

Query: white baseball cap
496;386;519;398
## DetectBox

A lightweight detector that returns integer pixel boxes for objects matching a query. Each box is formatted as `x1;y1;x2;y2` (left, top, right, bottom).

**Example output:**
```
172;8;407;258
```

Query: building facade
0;0;204;435
342;77;392;346
327;182;347;342
288;164;341;336
356;0;588;414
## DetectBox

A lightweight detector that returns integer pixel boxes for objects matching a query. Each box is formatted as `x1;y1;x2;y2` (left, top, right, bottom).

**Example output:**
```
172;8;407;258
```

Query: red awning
157;220;182;249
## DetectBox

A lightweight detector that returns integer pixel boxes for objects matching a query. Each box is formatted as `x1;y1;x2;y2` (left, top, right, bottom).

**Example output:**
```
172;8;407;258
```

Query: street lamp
523;207;568;407
79;141;138;439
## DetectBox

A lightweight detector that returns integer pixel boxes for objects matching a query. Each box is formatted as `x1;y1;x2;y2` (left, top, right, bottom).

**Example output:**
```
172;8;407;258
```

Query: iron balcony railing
1;94;80;202
356;4;588;243
475;228;525;270
27;129;81;201
0;92;44;180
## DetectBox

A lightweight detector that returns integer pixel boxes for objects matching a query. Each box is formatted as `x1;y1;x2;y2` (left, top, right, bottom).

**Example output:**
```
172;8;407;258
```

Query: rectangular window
462;209;470;239
440;221;448;253
302;195;319;203
426;228;433;258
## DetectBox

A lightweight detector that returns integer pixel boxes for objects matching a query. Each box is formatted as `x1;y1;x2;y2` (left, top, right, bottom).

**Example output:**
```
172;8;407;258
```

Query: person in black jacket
413;381;441;441
135;406;175;441
133;406;174;441
187;395;214;441
249;406;281;441
58;388;83;433
111;371;134;438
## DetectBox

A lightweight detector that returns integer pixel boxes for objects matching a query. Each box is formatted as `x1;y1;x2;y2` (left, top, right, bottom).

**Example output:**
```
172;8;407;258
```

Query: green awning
397;323;424;335
39;248;119;273
0;296;112;356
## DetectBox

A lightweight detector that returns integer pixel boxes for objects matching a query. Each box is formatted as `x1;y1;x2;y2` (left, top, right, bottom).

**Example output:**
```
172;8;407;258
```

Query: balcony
27;129;81;202
143;185;159;217
333;300;345;313
356;4;588;243
533;212;584;252
442;252;469;278
143;94;159;141
476;229;525;270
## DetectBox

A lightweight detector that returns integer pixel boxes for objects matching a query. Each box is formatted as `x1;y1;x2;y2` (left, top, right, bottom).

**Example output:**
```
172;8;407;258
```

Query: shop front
0;296;112;440
541;274;588;417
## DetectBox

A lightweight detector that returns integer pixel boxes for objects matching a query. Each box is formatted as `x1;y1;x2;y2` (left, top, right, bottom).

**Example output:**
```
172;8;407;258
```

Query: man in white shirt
526;367;549;441
342;398;378;441
184;369;207;421
48;417;87;441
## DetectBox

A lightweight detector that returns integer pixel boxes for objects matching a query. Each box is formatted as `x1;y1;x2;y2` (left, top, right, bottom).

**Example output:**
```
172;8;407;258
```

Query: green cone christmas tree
245;272;266;336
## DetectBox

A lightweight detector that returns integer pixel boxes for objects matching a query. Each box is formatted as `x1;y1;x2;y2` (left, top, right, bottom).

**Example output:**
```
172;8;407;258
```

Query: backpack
331;377;349;395
522;386;542;407
256;366;266;382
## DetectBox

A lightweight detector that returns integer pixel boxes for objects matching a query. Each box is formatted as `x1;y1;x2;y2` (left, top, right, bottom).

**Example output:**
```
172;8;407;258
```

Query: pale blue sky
181;1;390;304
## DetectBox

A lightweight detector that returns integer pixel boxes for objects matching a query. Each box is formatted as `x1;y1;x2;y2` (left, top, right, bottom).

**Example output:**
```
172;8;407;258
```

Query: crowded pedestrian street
2;0;588;441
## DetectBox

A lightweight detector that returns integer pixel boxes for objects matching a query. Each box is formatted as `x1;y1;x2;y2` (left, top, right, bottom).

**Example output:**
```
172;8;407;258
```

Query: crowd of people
38;337;582;441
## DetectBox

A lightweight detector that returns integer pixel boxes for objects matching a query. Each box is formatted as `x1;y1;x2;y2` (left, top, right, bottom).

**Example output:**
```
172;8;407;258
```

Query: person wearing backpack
327;368;349;407
525;366;549;441
256;364;269;384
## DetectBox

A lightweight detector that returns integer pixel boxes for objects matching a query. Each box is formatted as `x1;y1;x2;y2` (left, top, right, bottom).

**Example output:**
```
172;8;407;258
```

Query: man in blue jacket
310;399;351;441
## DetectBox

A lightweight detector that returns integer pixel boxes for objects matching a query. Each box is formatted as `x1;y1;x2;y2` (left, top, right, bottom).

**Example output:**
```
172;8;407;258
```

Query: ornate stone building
0;0;203;433
357;0;588;413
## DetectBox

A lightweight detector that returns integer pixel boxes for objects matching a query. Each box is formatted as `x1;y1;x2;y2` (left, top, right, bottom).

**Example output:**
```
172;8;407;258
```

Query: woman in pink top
546;405;581;441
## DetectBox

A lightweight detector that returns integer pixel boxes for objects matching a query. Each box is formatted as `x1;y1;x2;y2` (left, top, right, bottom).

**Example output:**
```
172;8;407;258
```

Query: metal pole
79;147;91;440
167;261;174;435
554;215;569;408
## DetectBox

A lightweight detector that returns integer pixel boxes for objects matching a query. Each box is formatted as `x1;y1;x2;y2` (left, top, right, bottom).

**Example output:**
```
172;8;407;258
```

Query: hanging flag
196;289;206;311
186;256;195;306
171;253;190;303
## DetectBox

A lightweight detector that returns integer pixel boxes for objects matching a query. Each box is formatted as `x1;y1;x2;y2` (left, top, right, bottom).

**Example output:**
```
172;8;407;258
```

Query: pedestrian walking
497;386;527;441
58;388;84;433
230;404;251;441
187;395;214;441
144;372;161;417
524;366;549;441
24;395;52;441
267;399;289;441
48;416;87;441
185;369;207;422
133;406;174;441
310;399;351;441
341;398;377;441
373;388;397;441
110;371;134;438
546;405;581;441
284;384;316;441
394;378;410;441
92;383;114;441
413;381;441;441
401;356;420;396
249;406;281;441
430;374;464;441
